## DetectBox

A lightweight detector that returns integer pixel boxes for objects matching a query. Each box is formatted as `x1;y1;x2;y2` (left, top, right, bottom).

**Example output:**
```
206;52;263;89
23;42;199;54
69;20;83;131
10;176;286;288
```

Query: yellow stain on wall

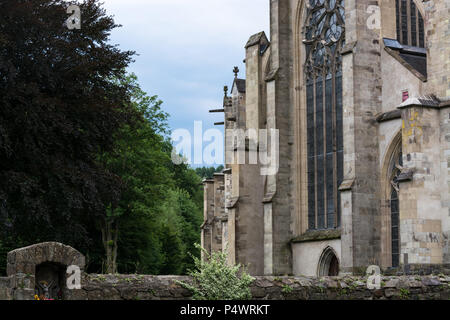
405;111;423;138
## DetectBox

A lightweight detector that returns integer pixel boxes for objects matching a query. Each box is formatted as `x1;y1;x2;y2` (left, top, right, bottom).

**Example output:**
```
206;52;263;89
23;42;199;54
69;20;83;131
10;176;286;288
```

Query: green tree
99;74;203;275
98;73;172;273
0;0;205;276
0;0;136;251
158;189;202;274
116;212;163;274
195;165;224;179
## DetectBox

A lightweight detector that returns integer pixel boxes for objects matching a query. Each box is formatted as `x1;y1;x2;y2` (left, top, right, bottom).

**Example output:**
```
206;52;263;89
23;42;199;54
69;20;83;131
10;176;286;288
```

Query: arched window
389;143;403;267
303;0;344;230
396;0;425;48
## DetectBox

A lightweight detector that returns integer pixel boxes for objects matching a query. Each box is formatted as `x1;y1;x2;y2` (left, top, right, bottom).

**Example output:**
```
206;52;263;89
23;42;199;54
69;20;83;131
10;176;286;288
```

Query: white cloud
102;0;269;56
97;0;270;154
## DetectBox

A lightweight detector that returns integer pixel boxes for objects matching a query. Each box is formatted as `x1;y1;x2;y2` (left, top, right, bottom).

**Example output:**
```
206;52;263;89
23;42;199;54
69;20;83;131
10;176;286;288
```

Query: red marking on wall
402;91;409;102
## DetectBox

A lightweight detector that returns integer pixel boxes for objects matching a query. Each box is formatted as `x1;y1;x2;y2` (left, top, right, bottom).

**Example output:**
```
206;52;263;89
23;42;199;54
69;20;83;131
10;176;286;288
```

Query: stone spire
233;66;239;78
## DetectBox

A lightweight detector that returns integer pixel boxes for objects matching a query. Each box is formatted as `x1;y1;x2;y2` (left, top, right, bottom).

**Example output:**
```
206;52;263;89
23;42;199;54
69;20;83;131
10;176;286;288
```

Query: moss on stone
291;229;341;243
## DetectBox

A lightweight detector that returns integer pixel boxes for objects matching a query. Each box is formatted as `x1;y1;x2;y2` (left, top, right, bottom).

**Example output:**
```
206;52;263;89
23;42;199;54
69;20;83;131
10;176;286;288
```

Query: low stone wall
60;274;450;300
0;277;12;300
3;243;450;300
64;274;192;300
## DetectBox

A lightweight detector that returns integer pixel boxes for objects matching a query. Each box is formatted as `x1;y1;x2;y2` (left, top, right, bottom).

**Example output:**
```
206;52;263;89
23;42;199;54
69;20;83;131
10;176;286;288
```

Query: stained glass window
396;0;425;48
303;0;344;230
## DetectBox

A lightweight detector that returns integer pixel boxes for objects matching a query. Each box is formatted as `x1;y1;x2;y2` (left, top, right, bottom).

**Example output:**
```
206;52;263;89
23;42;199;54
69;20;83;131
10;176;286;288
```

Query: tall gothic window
389;144;403;267
303;0;344;230
396;0;425;48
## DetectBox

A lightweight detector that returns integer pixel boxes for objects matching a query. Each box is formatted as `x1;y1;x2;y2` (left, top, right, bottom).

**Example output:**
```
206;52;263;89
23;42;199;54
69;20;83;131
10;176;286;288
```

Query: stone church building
201;0;450;276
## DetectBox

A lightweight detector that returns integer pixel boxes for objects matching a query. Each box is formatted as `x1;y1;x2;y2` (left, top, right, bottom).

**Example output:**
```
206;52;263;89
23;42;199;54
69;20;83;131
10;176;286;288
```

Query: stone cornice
226;196;239;209
376;109;402;123
338;178;355;191
291;229;341;243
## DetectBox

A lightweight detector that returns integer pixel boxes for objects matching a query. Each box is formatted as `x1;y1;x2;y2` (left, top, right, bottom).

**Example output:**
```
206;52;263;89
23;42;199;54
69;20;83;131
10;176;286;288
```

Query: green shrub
399;288;410;299
282;285;293;294
176;244;255;300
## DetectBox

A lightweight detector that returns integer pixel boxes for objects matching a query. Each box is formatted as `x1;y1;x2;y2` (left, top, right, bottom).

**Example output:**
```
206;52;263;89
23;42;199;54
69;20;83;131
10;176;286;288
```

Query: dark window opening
391;188;400;267
303;0;345;230
318;247;340;276
328;255;339;276
390;143;403;268
396;0;425;48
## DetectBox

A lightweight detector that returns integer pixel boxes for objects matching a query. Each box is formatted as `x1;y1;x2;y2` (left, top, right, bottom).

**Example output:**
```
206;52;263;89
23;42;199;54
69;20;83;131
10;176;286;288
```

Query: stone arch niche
317;246;340;277
7;242;85;300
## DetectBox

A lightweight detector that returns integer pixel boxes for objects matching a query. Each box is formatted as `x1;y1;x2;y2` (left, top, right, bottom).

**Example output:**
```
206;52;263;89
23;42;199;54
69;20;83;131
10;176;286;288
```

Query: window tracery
303;0;345;230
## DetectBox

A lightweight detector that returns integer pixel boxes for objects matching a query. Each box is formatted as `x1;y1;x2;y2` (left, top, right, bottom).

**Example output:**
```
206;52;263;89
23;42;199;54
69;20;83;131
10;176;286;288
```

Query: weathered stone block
13;288;34;300
64;289;88;300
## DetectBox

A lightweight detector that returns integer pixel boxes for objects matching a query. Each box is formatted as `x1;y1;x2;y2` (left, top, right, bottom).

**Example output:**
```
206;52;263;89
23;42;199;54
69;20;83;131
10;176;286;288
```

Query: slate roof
383;38;427;78
232;78;246;93
398;52;427;78
245;31;268;48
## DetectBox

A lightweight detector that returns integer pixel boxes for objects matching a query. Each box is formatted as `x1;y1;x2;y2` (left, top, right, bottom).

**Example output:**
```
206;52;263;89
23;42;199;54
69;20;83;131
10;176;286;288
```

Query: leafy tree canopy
0;0;136;247
195;165;224;180
0;0;204;276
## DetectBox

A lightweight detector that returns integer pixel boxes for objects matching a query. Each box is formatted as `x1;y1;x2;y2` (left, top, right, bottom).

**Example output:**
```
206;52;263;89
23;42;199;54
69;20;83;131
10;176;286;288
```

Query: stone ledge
384;264;450;276
291;229;341;243
376;109;402;122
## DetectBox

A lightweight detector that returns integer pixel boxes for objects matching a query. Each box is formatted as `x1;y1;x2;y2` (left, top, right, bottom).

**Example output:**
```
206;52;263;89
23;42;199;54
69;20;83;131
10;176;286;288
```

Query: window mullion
398;0;403;44
332;71;338;229
313;76;318;230
322;73;327;229
407;0;412;46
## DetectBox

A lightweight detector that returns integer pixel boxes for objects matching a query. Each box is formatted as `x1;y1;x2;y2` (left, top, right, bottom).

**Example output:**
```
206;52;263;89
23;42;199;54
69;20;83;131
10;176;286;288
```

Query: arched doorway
317;247;340;276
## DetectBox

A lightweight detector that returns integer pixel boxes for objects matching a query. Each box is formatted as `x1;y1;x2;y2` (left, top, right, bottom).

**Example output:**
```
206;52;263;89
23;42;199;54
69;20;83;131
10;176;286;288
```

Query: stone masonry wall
62;274;450;300
0;277;12;300
2;271;450;300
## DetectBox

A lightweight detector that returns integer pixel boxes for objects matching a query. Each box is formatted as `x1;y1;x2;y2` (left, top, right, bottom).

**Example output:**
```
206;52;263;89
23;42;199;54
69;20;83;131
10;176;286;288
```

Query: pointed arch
380;131;403;268
293;0;310;236
317;246;340;276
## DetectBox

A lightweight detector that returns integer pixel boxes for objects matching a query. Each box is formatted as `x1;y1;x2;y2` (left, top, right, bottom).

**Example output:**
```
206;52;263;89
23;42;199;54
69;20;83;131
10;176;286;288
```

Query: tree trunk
101;217;119;274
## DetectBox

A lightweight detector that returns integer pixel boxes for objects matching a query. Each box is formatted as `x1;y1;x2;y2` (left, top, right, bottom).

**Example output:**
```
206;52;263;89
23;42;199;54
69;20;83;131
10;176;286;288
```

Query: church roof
398;95;449;109
383;38;427;80
232;78;246;93
245;31;268;48
398;51;427;78
245;31;270;55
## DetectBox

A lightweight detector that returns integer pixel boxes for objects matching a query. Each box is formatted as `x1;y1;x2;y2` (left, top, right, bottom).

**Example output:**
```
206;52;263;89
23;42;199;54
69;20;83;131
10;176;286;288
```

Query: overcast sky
100;0;270;167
